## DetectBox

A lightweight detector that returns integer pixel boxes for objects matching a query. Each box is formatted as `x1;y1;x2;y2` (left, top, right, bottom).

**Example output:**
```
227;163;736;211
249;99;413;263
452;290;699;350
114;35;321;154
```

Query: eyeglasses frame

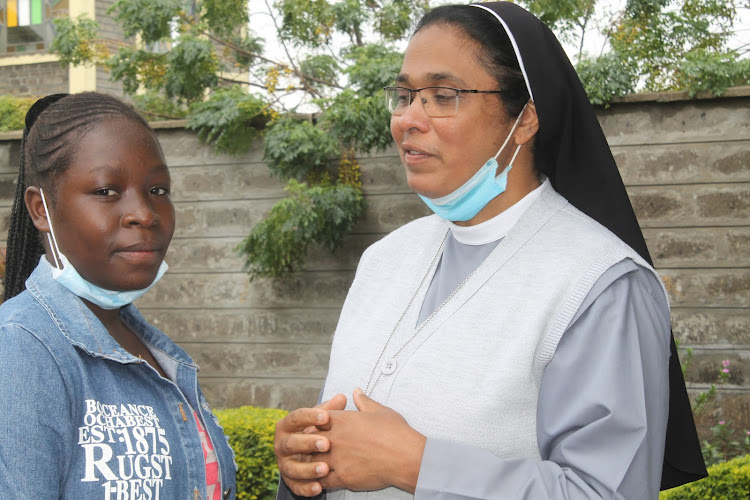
383;86;508;117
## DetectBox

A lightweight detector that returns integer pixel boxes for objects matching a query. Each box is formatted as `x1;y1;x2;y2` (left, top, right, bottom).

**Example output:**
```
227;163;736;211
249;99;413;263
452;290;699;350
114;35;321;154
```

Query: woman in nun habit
274;2;707;498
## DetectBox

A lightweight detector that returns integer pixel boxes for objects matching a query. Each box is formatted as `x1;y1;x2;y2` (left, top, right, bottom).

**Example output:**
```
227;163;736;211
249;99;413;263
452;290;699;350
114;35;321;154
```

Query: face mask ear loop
508;144;523;166
492;103;528;161
39;188;63;270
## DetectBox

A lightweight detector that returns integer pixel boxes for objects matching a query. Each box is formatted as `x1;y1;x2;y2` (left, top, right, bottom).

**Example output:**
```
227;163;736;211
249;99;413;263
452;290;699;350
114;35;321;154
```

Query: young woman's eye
94;188;117;196
150;187;170;195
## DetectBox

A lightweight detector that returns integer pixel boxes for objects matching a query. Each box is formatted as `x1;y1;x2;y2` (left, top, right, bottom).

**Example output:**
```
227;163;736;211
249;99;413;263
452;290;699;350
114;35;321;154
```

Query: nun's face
391;25;515;199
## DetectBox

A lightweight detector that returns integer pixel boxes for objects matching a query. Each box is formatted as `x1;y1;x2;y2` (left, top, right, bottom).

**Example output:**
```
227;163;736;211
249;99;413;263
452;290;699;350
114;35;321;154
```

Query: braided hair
4;92;152;301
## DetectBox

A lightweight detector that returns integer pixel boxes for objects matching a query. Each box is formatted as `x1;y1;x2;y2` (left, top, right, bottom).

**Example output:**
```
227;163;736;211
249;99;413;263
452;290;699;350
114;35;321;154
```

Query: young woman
0;92;236;499
274;3;706;499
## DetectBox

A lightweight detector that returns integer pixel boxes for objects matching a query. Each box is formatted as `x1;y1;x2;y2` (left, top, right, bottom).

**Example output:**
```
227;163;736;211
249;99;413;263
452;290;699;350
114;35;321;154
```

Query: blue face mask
419;104;527;222
40;189;168;310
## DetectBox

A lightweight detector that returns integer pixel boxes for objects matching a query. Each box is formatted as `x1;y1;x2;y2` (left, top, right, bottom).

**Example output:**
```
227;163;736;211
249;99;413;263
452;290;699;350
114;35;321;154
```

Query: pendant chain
364;228;479;396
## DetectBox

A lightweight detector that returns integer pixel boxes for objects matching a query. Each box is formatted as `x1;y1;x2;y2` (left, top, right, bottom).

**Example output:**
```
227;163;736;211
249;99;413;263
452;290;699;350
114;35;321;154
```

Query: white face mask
39;189;168;309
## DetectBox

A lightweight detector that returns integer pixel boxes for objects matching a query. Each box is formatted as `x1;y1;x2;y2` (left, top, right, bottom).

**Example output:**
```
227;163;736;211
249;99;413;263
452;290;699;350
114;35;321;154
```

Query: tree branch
260;0;343;92
201;27;343;90
218;75;269;90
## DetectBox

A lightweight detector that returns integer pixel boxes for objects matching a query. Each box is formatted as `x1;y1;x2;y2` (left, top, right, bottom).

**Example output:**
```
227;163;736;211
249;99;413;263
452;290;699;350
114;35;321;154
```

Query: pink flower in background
719;421;726;425
723;368;730;374
722;360;730;368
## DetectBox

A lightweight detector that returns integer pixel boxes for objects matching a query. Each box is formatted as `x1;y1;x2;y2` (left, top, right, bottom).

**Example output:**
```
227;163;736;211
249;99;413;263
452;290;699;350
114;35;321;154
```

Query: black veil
471;1;707;490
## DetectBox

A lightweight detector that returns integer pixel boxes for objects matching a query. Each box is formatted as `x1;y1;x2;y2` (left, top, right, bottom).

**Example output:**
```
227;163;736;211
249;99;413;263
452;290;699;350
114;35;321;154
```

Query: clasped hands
274;388;426;497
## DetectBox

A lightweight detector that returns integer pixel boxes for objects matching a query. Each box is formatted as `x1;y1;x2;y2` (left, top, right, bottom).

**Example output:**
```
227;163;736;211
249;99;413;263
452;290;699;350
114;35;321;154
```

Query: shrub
0;95;37;132
659;454;750;499
214;405;288;500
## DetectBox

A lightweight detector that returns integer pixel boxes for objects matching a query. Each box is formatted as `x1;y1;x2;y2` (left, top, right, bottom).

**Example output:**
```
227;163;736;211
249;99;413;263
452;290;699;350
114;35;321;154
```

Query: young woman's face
47;117;175;291
390;25;514;199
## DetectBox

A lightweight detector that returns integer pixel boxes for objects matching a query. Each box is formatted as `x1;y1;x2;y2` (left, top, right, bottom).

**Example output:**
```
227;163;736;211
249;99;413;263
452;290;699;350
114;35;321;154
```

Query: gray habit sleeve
415;259;671;499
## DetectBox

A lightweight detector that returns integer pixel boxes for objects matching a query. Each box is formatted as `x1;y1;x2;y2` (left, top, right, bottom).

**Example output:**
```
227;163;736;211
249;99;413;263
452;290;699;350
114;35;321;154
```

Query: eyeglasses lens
386;88;459;117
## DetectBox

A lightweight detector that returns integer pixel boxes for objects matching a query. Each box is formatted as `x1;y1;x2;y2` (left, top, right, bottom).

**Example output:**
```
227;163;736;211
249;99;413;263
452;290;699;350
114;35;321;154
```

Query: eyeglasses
383;86;506;117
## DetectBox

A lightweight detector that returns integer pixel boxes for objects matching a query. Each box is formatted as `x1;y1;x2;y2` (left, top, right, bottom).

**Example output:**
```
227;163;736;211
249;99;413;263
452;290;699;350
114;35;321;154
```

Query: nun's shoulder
364;213;447;256
545;195;649;265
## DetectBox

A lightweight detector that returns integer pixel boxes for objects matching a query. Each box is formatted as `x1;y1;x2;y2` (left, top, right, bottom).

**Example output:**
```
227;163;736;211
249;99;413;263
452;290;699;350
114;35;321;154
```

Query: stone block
0;211;10;237
599;98;750;145
166;233;377;273
144;271;352;308
0;141;19;174
182;342;331;379
158;128;265;166
353;193;431;234
165;237;245;272
644;227;750;268
687;389;750;443
143;307;338;344
613;141;750;185
681;348;750;385
358;152;409;193
302;234;381;271
659;269;750;308
198;377;323;410
628;184;750;227
673;309;750;345
173;198;277;238
0;173;18;206
169;162;285;201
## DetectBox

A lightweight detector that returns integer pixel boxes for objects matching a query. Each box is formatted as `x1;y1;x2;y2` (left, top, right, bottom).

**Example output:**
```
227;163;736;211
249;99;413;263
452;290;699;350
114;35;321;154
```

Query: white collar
448;178;549;245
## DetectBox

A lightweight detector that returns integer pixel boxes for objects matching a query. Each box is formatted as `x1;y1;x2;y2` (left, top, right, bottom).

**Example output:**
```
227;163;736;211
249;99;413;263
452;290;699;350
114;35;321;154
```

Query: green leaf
576;53;637;106
677;49;750;97
0;95;36;132
318;89;392;152
109;0;184;44
375;0;426;41
107;48;168;95
274;0;335;48
343;44;403;95
165;36;220;102
236;179;365;279
132;92;189;120
202;0;249;38
299;54;340;93
263;117;339;179
51;15;101;66
187;86;268;154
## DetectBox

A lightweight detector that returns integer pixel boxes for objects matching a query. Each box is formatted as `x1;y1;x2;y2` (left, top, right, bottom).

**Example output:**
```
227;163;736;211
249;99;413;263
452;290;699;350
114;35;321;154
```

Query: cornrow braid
3;92;154;301
4;133;45;300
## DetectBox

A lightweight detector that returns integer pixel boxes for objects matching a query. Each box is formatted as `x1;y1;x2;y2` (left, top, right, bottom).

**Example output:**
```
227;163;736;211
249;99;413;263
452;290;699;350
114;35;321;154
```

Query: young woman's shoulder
0;290;74;357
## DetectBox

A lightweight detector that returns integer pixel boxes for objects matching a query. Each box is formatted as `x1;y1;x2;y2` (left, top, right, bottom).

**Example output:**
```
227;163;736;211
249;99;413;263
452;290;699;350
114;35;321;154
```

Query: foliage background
215;405;288;500
4;0;744;278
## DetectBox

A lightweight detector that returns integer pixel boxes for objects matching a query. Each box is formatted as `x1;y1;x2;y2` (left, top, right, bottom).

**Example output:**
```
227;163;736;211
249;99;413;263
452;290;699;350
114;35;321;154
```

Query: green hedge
215;405;288;500
0;95;36;132
215;406;750;500
660;455;750;500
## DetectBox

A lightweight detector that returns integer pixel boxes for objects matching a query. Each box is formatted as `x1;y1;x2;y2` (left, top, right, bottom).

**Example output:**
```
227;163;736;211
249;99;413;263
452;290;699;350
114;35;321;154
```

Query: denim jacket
0;261;237;500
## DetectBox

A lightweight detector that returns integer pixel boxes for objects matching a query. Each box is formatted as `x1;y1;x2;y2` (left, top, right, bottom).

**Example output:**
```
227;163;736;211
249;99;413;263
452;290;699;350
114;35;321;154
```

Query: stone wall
0;89;747;430
0;61;68;96
94;0;126;97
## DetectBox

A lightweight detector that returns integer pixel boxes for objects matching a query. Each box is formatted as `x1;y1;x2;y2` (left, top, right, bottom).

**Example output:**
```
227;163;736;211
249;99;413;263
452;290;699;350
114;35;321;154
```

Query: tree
49;0;749;277
52;0;422;279
519;0;749;104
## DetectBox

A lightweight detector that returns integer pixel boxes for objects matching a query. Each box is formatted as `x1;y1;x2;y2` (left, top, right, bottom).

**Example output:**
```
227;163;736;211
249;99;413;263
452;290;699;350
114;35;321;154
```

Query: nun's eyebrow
395;72;468;87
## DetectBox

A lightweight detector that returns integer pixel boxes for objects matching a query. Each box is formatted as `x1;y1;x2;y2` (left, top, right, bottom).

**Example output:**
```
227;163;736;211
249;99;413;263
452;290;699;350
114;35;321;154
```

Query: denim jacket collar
25;258;197;369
